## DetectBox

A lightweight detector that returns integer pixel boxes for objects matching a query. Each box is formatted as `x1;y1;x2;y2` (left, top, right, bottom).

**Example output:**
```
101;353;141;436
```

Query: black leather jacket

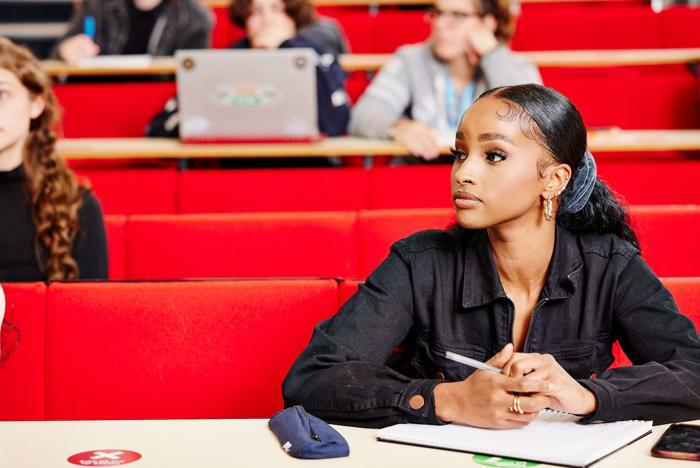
55;0;212;57
283;226;700;427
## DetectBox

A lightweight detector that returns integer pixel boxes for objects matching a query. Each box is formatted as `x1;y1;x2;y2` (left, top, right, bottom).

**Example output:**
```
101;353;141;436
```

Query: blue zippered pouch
268;406;350;459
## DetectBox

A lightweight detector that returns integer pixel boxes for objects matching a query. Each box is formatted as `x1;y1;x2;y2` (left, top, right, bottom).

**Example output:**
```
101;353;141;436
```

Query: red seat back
542;67;699;130
53;82;176;138
0;283;46;421
104;215;127;280
631;205;700;277
45;280;338;420
125;212;358;279
177;168;367;213
598;157;700;205
512;3;661;51
357;208;454;277
366;165;453;209
77;169;179;215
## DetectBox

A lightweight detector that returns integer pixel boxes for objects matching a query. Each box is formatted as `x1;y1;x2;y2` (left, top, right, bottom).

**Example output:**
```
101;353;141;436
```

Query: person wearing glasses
349;0;541;161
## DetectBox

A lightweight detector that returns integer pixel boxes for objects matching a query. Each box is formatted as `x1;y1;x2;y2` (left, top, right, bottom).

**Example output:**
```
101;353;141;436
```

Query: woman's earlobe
30;95;45;119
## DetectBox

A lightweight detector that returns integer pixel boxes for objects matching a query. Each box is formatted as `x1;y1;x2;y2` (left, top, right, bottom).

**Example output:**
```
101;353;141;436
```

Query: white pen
445;351;504;374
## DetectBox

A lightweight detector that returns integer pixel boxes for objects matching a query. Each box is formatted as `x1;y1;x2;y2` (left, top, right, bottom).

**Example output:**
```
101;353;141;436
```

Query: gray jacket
349;42;542;144
55;0;213;57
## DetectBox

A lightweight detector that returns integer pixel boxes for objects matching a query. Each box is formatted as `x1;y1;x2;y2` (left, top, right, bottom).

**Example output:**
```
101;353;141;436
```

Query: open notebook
377;410;652;468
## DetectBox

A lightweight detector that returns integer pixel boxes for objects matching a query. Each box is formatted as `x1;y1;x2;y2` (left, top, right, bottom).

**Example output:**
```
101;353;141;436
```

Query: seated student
229;0;350;57
54;0;213;65
283;84;700;428
147;0;350;143
349;0;541;161
0;38;108;282
227;0;350;137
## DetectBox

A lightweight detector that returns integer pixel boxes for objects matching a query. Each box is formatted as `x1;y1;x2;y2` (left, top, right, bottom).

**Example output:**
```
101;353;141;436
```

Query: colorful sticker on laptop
212;84;282;108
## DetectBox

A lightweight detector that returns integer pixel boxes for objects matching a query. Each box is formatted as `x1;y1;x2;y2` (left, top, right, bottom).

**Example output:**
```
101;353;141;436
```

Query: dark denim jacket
283;226;700;428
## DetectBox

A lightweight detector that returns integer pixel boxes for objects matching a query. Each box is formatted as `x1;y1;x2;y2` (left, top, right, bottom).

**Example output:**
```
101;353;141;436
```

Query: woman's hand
391;119;442;160
463;17;499;66
58;34;100;65
433;344;552;429
504;353;598;416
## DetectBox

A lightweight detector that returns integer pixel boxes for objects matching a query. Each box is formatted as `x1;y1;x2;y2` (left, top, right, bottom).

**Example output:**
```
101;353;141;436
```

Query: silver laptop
175;49;320;143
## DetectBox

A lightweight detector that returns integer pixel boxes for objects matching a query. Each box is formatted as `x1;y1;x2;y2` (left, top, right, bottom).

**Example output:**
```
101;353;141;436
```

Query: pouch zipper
295;406;321;441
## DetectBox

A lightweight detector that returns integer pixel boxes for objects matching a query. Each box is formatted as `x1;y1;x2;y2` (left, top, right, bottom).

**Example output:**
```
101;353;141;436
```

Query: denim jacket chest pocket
412;335;489;381
539;343;597;380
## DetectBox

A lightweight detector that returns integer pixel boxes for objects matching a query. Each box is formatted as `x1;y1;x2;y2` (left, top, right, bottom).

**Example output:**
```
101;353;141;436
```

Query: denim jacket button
409;395;425;410
435;371;445;380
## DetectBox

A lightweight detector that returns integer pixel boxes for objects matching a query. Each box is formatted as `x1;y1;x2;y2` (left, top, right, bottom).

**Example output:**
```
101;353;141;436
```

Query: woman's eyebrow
478;132;515;144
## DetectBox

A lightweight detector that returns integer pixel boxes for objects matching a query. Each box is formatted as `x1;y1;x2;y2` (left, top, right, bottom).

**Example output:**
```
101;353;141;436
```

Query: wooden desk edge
56;132;700;160
42;48;700;77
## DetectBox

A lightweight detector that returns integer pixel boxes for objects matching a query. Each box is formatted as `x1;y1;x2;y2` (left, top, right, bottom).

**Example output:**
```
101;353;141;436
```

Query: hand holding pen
57;15;100;65
434;344;598;429
433;343;553;429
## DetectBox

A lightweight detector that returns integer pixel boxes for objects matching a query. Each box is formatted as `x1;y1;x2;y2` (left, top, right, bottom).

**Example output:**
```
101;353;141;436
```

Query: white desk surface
0;418;697;468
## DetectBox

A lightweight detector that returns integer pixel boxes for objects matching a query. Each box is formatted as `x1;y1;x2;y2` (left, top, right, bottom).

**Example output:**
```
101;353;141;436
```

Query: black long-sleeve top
0;165;108;282
283;226;700;427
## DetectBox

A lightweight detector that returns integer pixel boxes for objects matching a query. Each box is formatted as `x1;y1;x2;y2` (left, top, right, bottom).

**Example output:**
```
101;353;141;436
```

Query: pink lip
453;191;482;209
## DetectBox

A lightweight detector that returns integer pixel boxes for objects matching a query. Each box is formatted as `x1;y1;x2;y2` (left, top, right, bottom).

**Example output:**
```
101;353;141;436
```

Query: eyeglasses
425;7;483;23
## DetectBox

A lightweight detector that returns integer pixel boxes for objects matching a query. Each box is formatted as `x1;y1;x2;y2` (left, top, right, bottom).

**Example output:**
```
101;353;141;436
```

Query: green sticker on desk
473;454;540;467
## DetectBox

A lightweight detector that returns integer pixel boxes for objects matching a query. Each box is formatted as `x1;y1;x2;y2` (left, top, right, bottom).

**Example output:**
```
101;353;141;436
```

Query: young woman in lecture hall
0;38;107;282
283;83;700;428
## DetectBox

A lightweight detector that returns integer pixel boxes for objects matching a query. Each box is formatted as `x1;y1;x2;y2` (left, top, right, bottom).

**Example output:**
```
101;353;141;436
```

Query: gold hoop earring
544;198;553;222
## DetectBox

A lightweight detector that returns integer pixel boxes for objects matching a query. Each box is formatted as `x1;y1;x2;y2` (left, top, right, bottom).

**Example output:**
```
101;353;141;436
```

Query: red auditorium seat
210;5;246;48
0;283;46;421
630;205;700;277
371;8;431;53
316;7;380;53
53;82;176;138
366;165;453;209
659;7;700;48
346;71;372;104
598;157;700;205
177;167;368;213
76;169;179;214
512;3;662;51
664;277;700;327
542;67;699;130
357;208;454;277
104;215;127;280
124;212;357;279
45;280;338;420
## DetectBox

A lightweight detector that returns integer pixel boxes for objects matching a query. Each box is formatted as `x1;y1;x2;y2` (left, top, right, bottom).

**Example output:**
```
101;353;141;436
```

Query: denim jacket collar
461;226;584;309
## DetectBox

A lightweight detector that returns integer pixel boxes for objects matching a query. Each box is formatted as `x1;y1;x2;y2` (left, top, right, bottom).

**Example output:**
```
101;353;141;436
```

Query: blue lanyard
444;72;475;131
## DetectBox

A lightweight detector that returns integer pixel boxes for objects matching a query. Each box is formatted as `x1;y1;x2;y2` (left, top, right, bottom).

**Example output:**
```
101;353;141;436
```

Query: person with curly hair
350;0;542;161
0;38;107;282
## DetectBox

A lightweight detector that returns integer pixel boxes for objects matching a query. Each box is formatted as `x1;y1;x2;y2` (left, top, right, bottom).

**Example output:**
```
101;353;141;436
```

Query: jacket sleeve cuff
577;378;620;423
397;379;445;425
